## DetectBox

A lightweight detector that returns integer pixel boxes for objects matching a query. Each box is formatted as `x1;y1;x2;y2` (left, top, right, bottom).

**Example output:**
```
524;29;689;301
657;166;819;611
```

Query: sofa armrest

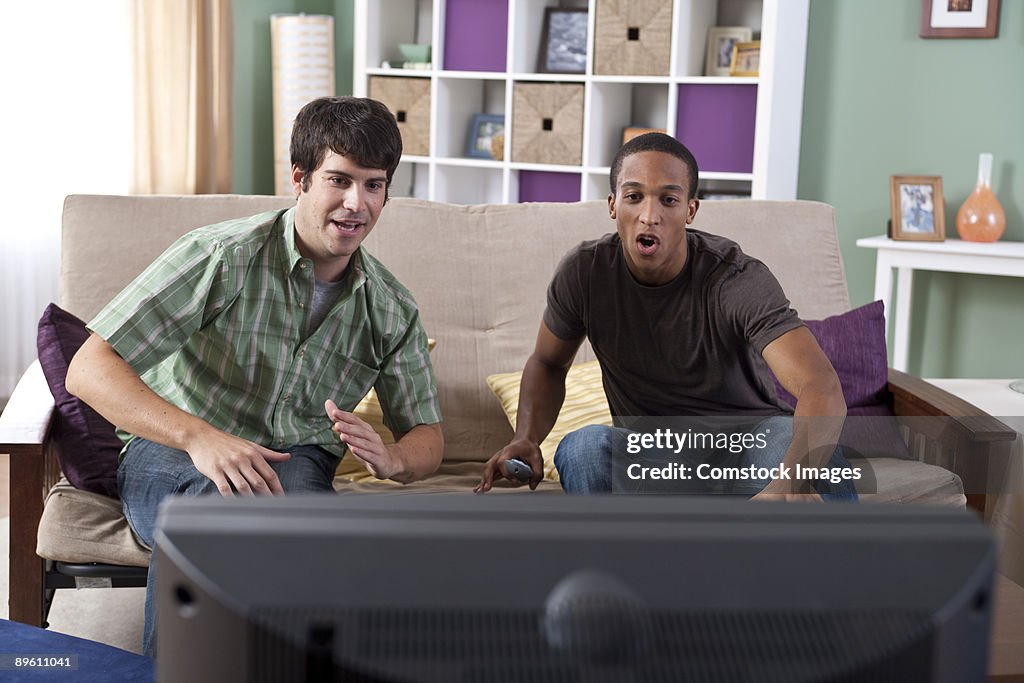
887;368;1016;513
887;368;1016;439
0;360;54;446
1;360;59;626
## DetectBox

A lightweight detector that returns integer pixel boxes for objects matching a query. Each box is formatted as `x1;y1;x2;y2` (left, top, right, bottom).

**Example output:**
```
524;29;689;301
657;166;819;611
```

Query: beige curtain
133;0;233;194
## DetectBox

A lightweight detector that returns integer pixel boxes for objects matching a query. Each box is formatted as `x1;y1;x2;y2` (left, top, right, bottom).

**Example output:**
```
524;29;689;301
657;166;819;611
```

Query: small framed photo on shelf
465;113;505;159
889;175;945;241
538;7;588;74
621;126;666;145
729;41;761;77
704;26;752;77
920;0;1000;39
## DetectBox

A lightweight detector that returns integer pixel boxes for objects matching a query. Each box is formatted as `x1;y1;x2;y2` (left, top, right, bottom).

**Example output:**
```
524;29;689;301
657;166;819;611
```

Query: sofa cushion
36;303;122;498
487;360;612;481
34;465;566;566
851;457;965;506
37;479;151;566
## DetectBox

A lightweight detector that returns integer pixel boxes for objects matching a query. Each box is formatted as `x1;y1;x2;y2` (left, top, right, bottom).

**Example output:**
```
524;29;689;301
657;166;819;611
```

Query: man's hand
475;438;544;493
185;429;291;497
326;399;400;480
753;480;823;503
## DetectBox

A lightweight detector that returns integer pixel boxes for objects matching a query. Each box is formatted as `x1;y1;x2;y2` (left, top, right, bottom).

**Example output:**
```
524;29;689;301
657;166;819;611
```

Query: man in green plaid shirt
66;97;443;655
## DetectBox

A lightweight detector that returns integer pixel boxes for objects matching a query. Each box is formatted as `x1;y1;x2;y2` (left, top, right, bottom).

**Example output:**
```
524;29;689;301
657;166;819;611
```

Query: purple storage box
443;0;508;72
676;84;757;174
518;171;581;203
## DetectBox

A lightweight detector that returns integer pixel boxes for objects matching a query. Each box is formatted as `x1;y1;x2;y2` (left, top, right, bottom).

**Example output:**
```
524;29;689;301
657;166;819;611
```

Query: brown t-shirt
543;230;803;417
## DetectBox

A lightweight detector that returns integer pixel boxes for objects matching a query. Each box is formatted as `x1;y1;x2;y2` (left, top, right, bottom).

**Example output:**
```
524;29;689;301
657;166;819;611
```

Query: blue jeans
117;437;340;657
554;418;859;501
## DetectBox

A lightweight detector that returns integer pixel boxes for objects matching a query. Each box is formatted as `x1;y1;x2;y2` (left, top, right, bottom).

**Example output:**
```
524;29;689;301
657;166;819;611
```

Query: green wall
800;0;1024;379
232;0;354;195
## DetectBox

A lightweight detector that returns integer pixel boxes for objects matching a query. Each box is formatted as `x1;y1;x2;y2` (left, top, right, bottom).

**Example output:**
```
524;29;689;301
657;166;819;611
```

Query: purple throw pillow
36;303;121;498
774;300;889;410
771;300;910;460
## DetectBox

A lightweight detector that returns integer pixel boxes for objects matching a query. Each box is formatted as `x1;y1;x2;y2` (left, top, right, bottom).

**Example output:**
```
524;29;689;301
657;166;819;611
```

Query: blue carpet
0;619;153;681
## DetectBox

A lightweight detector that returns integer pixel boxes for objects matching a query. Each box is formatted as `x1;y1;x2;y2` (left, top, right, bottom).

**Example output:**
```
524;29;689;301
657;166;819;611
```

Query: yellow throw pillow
486;360;612;482
334;339;435;482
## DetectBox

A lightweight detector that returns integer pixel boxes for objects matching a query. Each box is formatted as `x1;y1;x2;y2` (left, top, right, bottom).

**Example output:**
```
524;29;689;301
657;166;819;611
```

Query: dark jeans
554;418;860;501
117;437;339;657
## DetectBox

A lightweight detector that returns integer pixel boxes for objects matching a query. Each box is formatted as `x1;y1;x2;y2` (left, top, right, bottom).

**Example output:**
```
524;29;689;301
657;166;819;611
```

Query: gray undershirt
307;277;348;337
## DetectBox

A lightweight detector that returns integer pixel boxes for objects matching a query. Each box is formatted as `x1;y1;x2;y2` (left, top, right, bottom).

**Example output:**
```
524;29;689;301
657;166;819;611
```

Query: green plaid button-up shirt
89;207;441;457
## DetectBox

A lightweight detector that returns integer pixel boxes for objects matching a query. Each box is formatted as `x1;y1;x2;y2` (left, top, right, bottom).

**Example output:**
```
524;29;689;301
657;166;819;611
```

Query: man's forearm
386;423;444;483
66;333;212;451
513;354;571;446
778;381;847;489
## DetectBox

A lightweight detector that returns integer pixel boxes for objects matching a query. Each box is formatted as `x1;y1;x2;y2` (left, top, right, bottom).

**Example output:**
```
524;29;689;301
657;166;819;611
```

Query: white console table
856;236;1024;372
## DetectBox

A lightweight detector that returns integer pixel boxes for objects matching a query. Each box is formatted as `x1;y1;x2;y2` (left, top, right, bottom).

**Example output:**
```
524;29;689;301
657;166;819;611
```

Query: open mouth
331;219;363;235
636;234;659;256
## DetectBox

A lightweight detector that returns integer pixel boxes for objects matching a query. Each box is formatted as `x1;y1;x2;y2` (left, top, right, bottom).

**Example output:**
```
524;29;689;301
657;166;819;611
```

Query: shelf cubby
435;77;506;159
587;82;670;168
434;164;504;204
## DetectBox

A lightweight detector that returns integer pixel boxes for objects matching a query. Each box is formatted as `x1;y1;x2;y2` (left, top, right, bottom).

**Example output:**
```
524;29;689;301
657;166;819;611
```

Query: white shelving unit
354;0;808;204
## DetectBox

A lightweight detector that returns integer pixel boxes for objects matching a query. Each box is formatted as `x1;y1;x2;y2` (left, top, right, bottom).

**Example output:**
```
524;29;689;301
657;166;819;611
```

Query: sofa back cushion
60;194;295;320
61;195;850;462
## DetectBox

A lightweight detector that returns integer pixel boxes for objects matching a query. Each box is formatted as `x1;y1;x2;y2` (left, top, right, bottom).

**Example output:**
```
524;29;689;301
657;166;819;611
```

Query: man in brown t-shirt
476;133;853;501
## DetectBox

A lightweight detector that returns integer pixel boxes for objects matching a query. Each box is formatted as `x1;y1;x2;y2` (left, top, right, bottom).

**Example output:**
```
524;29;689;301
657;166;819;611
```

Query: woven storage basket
368;76;431;156
594;0;673;76
511;82;584;166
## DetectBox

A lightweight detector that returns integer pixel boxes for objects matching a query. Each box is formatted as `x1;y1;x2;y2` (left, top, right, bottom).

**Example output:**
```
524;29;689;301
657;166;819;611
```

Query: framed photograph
889;175;946;241
465;113;505;159
704;26;752;77
537;7;588;74
920;0;1000;39
729;41;761;77
621;126;666;145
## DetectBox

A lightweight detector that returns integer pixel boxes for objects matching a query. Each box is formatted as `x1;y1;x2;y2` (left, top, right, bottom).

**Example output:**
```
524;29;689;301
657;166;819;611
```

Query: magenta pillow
771;300;910;460
36;303;121;498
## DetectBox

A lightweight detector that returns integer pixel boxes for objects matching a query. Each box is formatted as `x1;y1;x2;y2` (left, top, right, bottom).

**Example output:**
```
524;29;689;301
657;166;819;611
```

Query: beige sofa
1;194;1014;627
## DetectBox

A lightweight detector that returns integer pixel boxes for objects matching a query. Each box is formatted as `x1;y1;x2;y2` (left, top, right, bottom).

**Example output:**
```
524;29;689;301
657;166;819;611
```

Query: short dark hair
290;97;403;191
609;133;699;199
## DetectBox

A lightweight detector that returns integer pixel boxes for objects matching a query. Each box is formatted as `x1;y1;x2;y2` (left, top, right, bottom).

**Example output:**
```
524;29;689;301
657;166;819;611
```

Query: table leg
892;267;914;373
874;253;895;357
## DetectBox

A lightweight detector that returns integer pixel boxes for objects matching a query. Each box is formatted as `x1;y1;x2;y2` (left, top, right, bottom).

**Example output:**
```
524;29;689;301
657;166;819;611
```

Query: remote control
505;458;533;483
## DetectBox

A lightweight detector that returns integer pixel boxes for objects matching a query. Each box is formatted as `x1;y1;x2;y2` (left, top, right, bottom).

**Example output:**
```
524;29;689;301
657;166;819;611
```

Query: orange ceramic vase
956;153;1006;242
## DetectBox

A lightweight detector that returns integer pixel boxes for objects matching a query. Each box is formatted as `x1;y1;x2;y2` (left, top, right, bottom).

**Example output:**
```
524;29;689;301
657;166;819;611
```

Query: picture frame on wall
920;0;1000;39
704;26;752;77
889;175;946;241
729;41;761;77
537;7;589;74
465;113;505;159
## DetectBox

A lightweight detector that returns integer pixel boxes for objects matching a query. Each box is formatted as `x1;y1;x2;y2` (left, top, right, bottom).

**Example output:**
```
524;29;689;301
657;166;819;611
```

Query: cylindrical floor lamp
271;14;335;196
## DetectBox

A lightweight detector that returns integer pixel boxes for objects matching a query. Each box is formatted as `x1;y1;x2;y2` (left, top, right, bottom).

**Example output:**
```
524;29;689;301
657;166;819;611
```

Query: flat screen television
155;494;995;682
